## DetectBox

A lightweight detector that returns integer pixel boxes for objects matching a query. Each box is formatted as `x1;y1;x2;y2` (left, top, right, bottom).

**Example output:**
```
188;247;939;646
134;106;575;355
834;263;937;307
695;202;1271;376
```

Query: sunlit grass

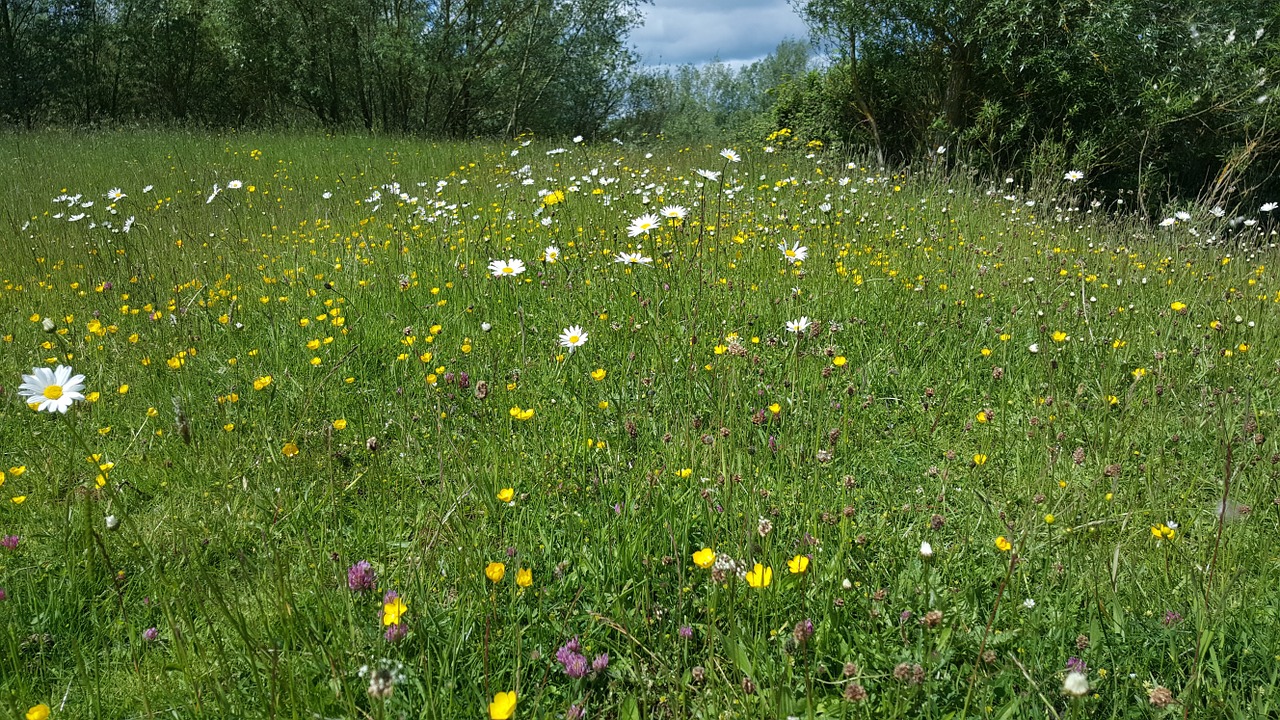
0;131;1278;719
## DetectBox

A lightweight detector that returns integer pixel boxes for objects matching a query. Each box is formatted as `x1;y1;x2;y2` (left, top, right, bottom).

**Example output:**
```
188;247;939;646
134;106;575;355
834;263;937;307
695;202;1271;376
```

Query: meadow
0;132;1278;719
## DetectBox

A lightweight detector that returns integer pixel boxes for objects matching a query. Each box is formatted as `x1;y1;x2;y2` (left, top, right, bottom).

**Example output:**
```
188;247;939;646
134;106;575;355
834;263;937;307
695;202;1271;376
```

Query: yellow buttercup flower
973;453;988;466
1170;301;1187;313
382;596;407;625
485;562;506;583
26;704;51;720
253;375;273;390
995;536;1012;552
787;555;810;574
745;563;772;588
516;568;533;587
692;548;715;569
332;418;347;431
497;487;515;503
489;691;517;720
591;368;607;381
281;442;299;457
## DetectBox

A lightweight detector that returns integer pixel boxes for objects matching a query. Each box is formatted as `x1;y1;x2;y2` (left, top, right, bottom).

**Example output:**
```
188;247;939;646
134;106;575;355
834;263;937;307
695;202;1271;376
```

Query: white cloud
631;0;810;65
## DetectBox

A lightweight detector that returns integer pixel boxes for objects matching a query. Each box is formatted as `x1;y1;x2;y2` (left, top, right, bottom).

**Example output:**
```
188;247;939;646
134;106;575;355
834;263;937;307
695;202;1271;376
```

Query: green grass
1;131;1278;719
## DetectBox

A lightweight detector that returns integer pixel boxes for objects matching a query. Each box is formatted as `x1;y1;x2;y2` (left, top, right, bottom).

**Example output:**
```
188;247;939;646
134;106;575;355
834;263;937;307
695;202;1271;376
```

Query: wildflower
559;325;588;350
592;653;609;673
485;562;506;583
693;548;715;568
381;593;407;626
383;621;407;642
591;368;606;381
778;241;808;264
556;637;589;678
253;375;273;390
1148;686;1175;707
1;535;18;550
281;442;299;458
18;365;86;413
508;406;535;421
1064;170;1084;182
719;148;741;162
695;168;721;181
333;418;347;431
1063;671;1089;697
1170;301;1187;313
973;453;988;466
517;568;532;587
787;555;810;574
919;541;934;559
489;691;517;720
1151;523;1176;540
348;560;376;592
785;317;811;334
1052;331;1068;343
793;618;815;643
1028;343;1039;354
543;190;565;206
543;246;560;263
745;563;772;588
661;205;687;221
995;536;1012;552
26;704;50;720
833;356;846;366
614;251;653;265
497;487;515;503
678;625;693;639
626;213;661;237
1023;598;1036;609
488;259;526;277
1262;202;1278;212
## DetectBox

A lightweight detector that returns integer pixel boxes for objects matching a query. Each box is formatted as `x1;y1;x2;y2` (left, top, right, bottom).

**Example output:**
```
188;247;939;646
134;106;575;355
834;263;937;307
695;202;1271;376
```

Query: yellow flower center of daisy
502;267;513;273
569;335;580;344
43;385;64;400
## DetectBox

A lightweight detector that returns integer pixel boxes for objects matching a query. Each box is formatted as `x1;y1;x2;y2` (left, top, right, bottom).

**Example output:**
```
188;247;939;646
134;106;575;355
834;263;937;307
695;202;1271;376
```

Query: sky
630;0;811;67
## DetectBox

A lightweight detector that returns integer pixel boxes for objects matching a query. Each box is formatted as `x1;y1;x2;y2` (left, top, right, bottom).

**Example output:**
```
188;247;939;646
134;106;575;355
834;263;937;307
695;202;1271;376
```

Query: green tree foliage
614;39;812;140
787;0;1280;204
0;0;647;136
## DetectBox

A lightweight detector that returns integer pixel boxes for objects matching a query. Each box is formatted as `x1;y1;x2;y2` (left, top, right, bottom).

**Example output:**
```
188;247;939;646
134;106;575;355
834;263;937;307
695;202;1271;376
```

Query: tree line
3;0;1278;204
0;0;642;136
617;1;1279;207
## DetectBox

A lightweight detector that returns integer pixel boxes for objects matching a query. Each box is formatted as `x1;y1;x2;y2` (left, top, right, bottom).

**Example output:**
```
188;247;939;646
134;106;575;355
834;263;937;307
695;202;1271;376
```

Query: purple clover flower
348;560;376;593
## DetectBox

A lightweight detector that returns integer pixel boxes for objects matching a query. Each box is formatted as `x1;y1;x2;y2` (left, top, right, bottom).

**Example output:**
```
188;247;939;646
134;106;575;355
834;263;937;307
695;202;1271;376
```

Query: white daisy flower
559;325;588;351
488;258;526;277
1063;170;1084;182
660;205;687;221
106;188;126;201
544;246;560;263
778;241;808;264
19;365;87;414
614;251;653;266
785;317;811;334
695;169;721;182
227;180;243;190
627;213;661;237
720;149;741;162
